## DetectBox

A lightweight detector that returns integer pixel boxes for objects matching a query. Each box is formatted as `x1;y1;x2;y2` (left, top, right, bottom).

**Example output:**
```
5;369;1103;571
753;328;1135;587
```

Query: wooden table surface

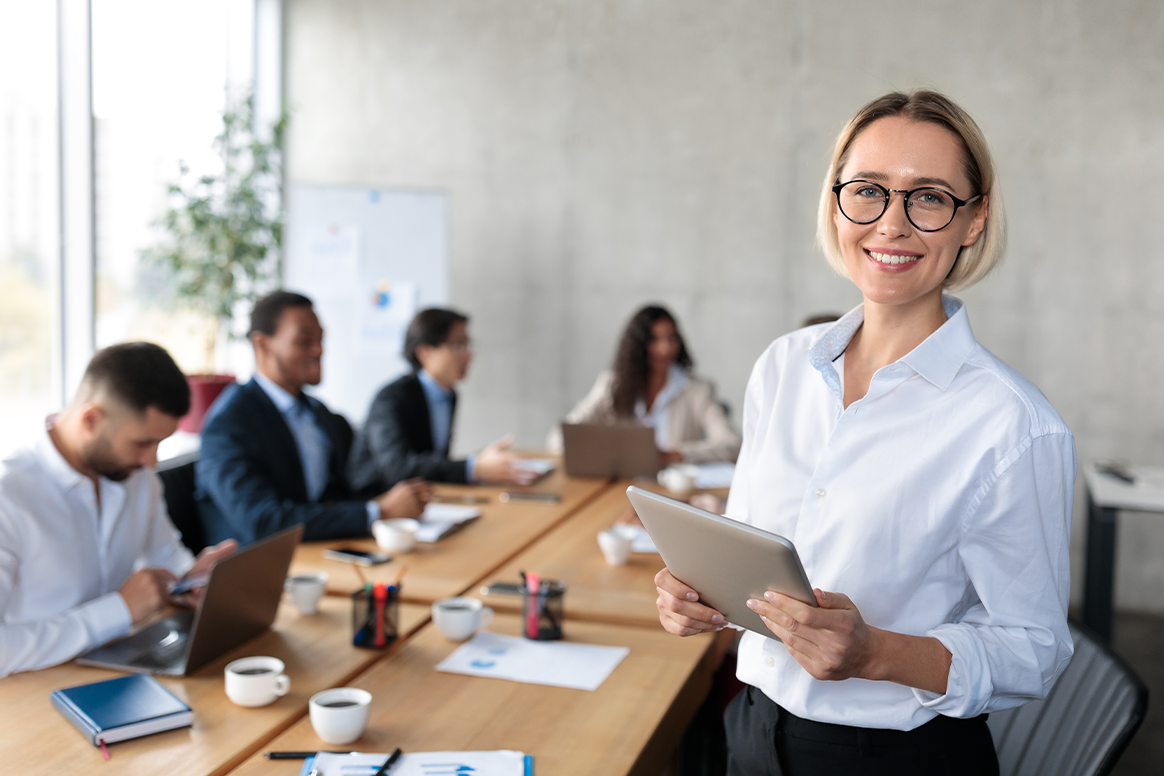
228;613;732;776
2;597;430;776
291;469;608;603
479;480;724;628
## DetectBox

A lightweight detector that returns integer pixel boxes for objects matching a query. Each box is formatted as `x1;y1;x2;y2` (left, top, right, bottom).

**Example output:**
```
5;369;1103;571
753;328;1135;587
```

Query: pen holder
351;583;400;649
521;580;566;641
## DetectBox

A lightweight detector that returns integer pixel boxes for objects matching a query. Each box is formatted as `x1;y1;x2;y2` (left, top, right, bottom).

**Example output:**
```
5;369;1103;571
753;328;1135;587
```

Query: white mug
431;597;494;642
597;527;635;565
309;688;373;745
285;572;329;615
224;656;290;707
372;518;420;553
658;465;698;498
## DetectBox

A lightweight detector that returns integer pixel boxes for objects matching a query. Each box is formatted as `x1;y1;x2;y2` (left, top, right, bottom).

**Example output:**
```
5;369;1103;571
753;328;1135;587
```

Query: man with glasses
349;307;535;492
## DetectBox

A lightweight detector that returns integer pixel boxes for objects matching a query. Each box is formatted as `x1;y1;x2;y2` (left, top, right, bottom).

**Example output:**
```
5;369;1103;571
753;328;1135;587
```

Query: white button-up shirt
0;428;194;676
726;297;1075;730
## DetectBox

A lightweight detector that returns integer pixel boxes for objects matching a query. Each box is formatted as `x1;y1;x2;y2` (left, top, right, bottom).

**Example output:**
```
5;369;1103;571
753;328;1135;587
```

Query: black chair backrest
157;454;205;555
988;619;1149;776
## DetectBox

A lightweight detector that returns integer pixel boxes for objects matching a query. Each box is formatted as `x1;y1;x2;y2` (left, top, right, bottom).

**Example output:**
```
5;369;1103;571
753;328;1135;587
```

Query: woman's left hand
747;588;879;682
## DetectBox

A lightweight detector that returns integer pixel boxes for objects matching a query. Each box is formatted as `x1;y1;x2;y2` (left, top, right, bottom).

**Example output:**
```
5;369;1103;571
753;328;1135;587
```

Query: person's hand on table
119;568;179;625
659;450;684;466
475;435;538;485
377;478;431;519
655;567;727;636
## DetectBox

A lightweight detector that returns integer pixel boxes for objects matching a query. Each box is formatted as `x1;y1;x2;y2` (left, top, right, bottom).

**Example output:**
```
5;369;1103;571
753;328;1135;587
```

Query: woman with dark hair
549;305;740;464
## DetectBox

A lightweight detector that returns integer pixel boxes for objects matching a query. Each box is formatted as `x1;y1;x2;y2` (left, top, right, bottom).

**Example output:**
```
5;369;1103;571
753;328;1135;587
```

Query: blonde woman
656;91;1074;774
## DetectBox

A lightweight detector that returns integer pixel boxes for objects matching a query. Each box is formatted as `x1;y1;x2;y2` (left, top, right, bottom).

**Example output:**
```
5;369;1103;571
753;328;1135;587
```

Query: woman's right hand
655;567;727;636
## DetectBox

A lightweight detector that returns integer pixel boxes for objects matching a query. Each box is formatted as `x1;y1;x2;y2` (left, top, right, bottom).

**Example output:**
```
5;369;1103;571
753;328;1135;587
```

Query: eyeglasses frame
831;179;983;233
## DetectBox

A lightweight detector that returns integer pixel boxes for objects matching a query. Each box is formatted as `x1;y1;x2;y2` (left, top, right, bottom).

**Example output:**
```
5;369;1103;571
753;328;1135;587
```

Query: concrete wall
284;0;1164;612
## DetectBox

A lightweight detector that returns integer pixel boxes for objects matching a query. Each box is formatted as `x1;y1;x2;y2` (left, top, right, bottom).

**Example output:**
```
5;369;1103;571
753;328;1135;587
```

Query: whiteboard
284;184;448;427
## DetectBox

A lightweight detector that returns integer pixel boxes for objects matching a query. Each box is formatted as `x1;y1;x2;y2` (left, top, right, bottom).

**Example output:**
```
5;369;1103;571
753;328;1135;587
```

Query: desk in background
2;597;429;776
1082;462;1164;643
291;470;608;603
228;614;732;776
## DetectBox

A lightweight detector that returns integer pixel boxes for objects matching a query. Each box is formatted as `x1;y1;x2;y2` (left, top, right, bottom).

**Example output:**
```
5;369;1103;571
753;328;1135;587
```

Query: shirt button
815;488;826;498
765;657;775;667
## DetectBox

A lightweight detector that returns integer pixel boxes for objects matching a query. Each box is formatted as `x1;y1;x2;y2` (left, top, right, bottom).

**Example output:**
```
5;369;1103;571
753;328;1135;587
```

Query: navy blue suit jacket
195;378;371;545
348;372;469;495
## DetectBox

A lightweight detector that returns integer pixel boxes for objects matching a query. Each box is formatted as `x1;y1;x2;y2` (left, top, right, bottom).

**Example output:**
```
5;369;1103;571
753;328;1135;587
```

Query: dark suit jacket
348;372;469;495
195;378;371;545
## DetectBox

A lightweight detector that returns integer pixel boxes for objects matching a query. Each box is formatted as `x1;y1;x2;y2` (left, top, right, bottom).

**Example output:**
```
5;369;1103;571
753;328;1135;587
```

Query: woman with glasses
655;91;1074;775
549;304;741;465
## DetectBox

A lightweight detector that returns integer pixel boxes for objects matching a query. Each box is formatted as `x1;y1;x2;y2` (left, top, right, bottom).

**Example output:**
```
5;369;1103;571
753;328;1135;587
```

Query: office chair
988;619;1148;776
157;453;206;554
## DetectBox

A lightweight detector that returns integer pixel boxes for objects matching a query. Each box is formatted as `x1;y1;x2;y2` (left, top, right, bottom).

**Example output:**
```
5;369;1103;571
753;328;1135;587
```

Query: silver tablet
626;486;816;638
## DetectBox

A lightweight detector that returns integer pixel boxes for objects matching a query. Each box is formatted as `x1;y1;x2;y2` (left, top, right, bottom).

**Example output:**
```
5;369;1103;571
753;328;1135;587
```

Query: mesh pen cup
521;580;566;641
351;583;400;649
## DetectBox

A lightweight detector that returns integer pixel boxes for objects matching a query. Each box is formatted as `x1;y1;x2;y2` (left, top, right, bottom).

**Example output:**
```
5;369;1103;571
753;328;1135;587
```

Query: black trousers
725;685;1000;776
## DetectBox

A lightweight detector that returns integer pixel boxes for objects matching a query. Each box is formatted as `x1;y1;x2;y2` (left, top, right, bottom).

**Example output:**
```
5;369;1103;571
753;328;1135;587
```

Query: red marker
373;582;388;647
525;572;540;639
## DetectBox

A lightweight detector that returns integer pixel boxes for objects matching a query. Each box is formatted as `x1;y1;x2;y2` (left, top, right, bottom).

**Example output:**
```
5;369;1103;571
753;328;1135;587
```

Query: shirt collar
254;371;301;415
809;295;976;397
636;364;690;418
417;369;453;404
36;421;88;493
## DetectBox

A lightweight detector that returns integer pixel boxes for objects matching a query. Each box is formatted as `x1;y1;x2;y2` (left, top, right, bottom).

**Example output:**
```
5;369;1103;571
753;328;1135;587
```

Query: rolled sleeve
912;431;1076;716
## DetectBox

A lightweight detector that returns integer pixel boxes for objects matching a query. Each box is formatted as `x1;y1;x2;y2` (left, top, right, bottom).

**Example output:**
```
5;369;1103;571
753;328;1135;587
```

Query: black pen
499;491;561;503
373;747;404;776
265;751;355;759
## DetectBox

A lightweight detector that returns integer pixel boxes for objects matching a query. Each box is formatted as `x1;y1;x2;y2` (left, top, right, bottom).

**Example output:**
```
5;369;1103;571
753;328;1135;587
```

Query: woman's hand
748;588;877;681
656;567;727;636
747;588;953;693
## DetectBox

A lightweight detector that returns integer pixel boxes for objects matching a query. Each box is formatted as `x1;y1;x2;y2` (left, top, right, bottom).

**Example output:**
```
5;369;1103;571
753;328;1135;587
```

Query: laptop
77;525;303;676
560;423;661;478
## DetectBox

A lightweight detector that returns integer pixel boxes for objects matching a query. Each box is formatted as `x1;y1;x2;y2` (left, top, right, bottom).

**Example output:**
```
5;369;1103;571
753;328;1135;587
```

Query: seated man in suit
349;307;535;493
196;291;429;546
0;343;235;676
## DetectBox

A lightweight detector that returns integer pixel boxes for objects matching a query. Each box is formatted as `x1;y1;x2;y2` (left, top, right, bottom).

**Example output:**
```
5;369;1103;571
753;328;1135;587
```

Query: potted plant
144;92;286;432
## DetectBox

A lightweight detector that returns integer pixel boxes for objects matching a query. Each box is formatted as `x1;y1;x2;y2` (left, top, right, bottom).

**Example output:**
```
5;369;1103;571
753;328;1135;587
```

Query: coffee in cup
285;571;329;615
309;688;373;744
431;597;494;642
224;656;290;707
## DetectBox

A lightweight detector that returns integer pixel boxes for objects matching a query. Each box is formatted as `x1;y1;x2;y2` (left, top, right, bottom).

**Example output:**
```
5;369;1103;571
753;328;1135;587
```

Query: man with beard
0;343;236;676
196;291;429;546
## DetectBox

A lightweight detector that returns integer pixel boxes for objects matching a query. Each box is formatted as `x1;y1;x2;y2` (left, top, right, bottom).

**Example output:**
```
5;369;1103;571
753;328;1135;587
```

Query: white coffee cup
285;572;329;615
658;465;698;498
597;526;635;565
309;688;373;745
224;656;290;707
372;518;420;553
431;597;494;642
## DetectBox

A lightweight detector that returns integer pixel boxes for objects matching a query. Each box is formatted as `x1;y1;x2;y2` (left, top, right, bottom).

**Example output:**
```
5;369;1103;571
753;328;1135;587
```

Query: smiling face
833;116;988;312
253;304;324;394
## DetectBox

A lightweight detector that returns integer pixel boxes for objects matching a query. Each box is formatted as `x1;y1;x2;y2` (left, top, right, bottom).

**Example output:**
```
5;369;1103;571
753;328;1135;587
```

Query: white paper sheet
513;457;556;476
416;503;481;543
693;462;735;489
619;524;658;554
303;750;528;776
435;632;628;691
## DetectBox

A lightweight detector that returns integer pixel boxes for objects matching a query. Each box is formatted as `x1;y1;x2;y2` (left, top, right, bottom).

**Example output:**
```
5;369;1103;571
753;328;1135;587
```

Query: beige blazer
547;370;741;464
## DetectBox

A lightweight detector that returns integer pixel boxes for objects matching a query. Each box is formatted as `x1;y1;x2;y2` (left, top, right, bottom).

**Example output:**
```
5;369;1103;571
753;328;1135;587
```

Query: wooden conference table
2;597;430;776
6;463;732;775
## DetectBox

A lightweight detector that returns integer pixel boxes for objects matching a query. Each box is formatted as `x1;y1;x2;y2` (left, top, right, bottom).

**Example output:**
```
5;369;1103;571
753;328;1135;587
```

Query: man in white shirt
0;342;235;677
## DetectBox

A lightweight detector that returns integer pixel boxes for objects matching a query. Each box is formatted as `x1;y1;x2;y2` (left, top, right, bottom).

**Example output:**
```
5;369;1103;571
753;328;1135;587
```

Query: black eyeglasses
831;180;982;232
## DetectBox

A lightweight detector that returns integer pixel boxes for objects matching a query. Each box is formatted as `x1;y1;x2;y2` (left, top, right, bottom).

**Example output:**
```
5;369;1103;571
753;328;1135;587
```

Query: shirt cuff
911;624;987;717
86;592;135;648
366;501;380;529
466;454;478;483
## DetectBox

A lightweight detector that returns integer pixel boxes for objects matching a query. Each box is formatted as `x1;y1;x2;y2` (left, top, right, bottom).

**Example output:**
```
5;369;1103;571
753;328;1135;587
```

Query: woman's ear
961;195;989;247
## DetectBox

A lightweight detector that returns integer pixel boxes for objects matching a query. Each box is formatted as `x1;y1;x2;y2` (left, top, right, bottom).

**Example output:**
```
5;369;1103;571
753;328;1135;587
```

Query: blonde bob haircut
816;90;1006;292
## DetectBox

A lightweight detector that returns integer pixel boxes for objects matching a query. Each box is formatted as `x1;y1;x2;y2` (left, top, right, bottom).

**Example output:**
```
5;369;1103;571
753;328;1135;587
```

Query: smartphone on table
321;547;392;566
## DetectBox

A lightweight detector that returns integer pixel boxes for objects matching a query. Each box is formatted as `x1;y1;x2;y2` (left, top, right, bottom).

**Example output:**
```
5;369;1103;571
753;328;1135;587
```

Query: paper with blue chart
435;632;628;691
298;750;530;776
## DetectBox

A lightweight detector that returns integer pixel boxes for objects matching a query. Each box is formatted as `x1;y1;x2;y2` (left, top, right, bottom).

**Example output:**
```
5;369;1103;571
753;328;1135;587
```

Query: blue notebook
50;673;193;746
